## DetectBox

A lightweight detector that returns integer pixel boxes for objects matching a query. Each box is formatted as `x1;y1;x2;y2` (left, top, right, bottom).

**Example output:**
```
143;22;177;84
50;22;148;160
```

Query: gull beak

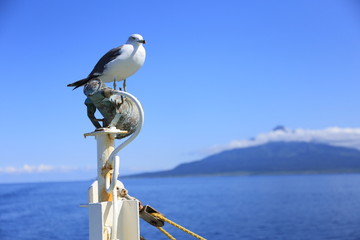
138;39;146;44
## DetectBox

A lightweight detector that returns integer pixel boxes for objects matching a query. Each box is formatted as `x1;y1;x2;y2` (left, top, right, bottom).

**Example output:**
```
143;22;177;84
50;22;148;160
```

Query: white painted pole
95;133;116;202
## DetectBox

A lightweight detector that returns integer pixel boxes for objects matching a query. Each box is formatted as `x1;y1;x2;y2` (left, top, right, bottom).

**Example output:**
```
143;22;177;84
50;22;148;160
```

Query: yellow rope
151;213;207;240
157;227;176;240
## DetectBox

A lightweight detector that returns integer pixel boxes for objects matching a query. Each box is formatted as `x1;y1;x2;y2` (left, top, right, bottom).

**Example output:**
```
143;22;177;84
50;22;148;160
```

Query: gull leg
113;80;117;90
123;79;127;92
118;87;124;102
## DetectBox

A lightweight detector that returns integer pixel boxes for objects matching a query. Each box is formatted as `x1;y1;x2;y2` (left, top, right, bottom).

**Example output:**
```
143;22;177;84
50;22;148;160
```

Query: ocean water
1;174;360;240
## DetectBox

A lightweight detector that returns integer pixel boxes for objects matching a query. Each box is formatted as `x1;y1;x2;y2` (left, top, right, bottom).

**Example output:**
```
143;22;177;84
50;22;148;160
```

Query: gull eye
131;36;136;40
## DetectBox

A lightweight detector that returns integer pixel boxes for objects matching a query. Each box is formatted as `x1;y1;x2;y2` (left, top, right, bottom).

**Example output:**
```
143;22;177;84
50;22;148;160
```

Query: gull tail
67;78;90;90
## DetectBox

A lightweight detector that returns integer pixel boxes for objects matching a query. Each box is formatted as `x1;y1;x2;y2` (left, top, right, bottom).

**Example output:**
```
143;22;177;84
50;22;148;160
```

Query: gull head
127;34;146;45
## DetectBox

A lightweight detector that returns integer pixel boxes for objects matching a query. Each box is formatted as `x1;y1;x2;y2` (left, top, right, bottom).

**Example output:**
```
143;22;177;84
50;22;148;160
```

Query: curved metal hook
106;90;144;193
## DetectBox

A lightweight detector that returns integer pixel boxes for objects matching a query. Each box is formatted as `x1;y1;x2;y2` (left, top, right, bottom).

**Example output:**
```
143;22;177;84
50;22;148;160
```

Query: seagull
67;34;146;91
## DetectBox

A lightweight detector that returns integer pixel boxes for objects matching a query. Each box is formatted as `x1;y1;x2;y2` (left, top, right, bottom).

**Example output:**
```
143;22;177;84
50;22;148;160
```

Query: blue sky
0;0;360;183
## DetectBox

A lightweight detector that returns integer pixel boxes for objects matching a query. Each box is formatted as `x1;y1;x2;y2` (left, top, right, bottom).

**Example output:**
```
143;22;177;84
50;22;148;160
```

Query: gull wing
88;45;123;78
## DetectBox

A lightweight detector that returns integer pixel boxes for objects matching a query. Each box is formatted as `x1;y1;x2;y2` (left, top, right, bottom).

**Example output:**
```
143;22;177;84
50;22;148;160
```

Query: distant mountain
129;142;360;177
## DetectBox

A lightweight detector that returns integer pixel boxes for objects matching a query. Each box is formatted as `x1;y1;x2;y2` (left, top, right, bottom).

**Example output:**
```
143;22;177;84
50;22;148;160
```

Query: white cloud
206;127;360;154
0;164;94;174
0;164;52;174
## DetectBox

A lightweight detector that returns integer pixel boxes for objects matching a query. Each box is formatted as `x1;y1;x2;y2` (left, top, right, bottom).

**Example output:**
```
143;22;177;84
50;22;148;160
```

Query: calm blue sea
1;174;360;240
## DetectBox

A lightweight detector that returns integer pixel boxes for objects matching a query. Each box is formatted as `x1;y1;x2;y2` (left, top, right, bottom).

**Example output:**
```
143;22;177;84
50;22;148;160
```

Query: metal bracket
139;205;165;227
83;79;140;139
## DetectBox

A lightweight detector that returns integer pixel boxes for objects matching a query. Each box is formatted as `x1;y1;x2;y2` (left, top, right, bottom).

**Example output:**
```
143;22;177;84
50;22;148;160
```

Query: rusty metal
139;205;165;227
84;79;140;139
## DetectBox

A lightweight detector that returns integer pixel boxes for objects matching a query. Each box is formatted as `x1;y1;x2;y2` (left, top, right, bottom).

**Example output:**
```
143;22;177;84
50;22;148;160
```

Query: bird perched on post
67;34;146;91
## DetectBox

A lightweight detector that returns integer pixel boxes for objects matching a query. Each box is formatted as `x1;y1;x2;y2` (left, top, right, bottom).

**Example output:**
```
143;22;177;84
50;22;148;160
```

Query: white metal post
85;130;124;202
82;90;144;240
95;133;115;202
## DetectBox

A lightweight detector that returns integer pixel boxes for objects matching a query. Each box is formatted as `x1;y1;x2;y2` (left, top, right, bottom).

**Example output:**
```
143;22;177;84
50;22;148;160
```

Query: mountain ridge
127;141;360;178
